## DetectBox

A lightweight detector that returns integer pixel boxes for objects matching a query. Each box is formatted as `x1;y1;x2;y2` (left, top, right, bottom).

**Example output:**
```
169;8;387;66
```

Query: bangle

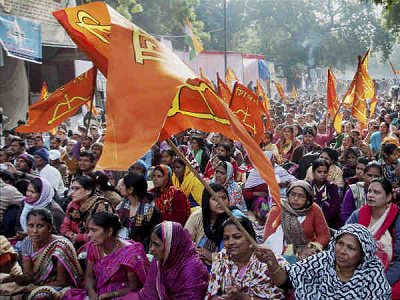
113;291;118;298
269;265;281;275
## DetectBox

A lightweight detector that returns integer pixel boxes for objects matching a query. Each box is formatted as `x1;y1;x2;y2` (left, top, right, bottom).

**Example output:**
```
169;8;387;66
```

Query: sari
0;237;82;300
124;221;209;300
64;240;149;300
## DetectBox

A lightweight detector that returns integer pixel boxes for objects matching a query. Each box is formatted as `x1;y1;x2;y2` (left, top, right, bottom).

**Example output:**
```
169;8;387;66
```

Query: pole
224;0;227;75
85;70;97;137
166;139;258;248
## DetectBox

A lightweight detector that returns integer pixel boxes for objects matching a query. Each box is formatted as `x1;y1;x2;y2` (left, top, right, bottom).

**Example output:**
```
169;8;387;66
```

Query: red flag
217;73;232;104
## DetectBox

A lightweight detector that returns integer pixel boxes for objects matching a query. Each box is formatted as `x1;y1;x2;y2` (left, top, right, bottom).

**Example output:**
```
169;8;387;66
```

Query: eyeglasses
289;192;307;200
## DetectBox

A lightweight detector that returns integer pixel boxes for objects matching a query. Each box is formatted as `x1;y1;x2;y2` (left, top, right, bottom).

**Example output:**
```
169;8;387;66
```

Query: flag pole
166;138;258;248
85;68;97;137
390;60;400;84
224;0;227;75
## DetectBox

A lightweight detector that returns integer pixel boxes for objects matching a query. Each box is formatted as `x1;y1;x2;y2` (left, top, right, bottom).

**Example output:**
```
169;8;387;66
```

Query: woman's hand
297;247;316;260
197;248;212;265
220;286;246;300
15;231;28;241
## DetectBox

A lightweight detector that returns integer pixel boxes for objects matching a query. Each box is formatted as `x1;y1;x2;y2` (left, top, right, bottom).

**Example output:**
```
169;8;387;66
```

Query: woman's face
293;126;299;136
26;183;40;204
119;181;130;198
161;152;173;166
346;152;357;166
152;170;166;189
211;157;220;170
211;133;222;144
319;152;333;165
215;166;227;185
149;232;164;261
190;139;200;151
27;215;52;244
355;163;366;180
343;136;353;148
172;162;185;179
288;186;308;210
335;234;363;271
0;150;7;163
383;151;399;165
223;224;251;258
215;146;228;157
313;166;328;183
70;181;92;203
275;127;283;136
283;128;292;139
88;219;111;246
367;182;392;209
209;190;229;215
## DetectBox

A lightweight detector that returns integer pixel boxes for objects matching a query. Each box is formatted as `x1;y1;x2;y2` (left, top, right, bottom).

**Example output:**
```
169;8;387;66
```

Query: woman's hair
216;144;231;156
216;160;228;172
191;136;205;149
27;208;53;226
265;132;273;140
123;173;148;199
161;149;175;159
321;147;338;163
172;157;185;168
294;123;303;136
30;177;43;195
312;158;329;172
343;134;355;144
344;147;359;160
90;212;122;236
222;215;256;241
15;179;30;196
382;143;398;155
370;177;393;197
283;125;294;134
72;175;96;196
93;171;114;191
365;161;383;175
152;223;163;240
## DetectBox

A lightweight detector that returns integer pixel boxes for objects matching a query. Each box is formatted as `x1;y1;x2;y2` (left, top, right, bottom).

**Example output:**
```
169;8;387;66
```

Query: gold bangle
269;265;281;275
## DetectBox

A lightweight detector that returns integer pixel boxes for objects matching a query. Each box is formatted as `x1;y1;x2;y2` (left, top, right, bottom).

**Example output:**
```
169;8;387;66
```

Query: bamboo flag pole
85;69;97;137
166;138;258;248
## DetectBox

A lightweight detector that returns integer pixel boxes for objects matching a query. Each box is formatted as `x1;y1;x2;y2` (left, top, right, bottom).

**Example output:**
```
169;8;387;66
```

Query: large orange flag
217;73;232;104
17;68;97;133
326;69;342;133
274;82;287;103
256;79;270;111
225;67;239;91
390;61;400;74
229;83;265;144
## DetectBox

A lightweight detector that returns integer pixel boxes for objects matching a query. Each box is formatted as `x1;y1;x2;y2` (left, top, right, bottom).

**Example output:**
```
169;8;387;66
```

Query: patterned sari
64;240;149;300
0;237;82;300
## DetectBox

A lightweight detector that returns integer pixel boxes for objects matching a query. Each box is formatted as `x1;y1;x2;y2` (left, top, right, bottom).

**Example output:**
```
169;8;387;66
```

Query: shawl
205;249;287;299
287;224;391;300
192;149;203;166
171;165;203;206
20;177;54;232
0;235;22;276
349;182;366;209
210;161;247;211
129;221;209;300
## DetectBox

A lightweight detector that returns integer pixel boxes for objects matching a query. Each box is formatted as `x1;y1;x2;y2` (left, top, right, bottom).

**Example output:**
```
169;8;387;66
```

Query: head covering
130;159;149;180
286;180;314;203
49;149;61;161
135;221;208;300
18;153;34;169
20;177;54;232
34;148;49;164
157;164;172;186
287;224;391;300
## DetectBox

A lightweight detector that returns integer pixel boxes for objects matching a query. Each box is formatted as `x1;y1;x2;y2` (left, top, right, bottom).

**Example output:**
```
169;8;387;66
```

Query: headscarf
287;224;391;300
18;153;34;169
20;177;54;232
156;164;173;188
171;164;203;205
130;159;149;180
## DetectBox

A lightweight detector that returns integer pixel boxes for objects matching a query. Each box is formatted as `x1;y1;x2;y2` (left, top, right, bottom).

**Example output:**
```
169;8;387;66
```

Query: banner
217;73;231;104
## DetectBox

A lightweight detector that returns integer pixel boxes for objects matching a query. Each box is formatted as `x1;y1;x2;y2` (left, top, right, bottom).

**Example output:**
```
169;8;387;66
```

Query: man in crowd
10;138;26;162
49;149;69;186
76;150;96;177
61;139;79;179
50;136;65;156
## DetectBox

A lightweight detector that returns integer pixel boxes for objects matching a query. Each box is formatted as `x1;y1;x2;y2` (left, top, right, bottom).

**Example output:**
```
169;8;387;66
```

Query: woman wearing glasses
263;180;330;262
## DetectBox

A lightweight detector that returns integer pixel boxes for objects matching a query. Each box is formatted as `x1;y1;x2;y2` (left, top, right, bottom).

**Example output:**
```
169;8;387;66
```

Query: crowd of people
0;87;400;300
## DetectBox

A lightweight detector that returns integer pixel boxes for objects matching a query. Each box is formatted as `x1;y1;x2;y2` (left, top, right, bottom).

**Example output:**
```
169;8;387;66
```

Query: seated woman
264;180;330;262
306;147;344;194
188;136;210;174
205;215;288;300
65;212;149;300
255;224;392;300
346;177;400;298
94;171;122;209
205;144;239;181
172;158;204;208
211;161;247;211
123;221;209;300
116;173;161;252
0;208;83;300
308;159;340;228
60;176;114;250
380;143;400;188
276;125;300;162
160;149;176;168
149;165;191;225
16;177;65;237
185;183;237;267
341;147;361;181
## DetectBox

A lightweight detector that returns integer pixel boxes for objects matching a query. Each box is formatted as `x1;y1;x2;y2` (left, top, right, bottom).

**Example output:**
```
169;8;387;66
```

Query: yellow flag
292;85;298;100
225;67;239;91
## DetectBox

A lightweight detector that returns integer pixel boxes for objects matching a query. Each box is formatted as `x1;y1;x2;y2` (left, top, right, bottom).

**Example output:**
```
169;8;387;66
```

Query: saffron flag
326;69;342;133
217;73;232;104
390;61;400;74
25;82;51;127
225;67;239;91
274;82;287;103
229;83;265;144
16;68;97;133
185;17;204;61
256;79;270;111
40;82;50;101
292;85;298;100
199;67;212;88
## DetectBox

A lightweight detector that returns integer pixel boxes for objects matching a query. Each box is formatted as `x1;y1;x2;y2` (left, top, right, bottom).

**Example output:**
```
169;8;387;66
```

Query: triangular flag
274;82;287;103
256;79;270;111
40;82;50;101
217;72;232;104
185;17;204;61
292;85;298;100
327;69;342;133
225;67;239;91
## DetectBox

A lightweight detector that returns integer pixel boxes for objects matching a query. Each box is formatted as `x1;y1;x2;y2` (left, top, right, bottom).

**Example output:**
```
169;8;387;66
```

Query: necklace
335;263;353;280
101;238;120;257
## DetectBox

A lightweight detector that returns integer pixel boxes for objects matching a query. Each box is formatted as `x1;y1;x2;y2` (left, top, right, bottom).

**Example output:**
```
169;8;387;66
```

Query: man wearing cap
33;148;66;197
90;124;101;142
291;126;322;164
49;149;69;186
2;153;38;181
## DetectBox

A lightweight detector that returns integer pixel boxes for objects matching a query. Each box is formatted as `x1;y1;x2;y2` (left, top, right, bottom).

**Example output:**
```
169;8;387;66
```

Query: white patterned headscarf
20;177;54;232
286;224;391;300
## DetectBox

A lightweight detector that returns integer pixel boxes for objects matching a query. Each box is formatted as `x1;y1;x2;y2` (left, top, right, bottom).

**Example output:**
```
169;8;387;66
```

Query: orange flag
229;83;265;144
199;67;212;88
256;79;270;111
217;73;232;104
225;67;239;91
390;61;400;74
274;82;287;103
40;82;50;102
53;2;113;76
95;23;196;170
327;69;342;133
292;85;298;100
16;68;97;133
